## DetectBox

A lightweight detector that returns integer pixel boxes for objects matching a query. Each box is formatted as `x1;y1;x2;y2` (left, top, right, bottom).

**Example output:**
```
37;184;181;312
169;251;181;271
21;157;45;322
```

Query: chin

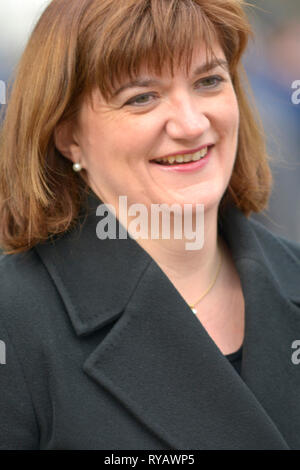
159;186;224;213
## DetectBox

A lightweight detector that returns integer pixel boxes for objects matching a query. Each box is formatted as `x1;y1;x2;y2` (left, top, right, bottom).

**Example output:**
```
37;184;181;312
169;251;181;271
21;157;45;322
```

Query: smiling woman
0;0;300;451
0;0;269;254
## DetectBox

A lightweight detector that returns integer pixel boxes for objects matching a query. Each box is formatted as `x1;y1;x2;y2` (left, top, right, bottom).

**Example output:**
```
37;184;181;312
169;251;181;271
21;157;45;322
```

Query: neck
128;206;222;306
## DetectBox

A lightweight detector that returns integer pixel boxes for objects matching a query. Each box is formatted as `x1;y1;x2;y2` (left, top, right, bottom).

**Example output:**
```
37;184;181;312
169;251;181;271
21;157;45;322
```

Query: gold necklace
189;248;223;314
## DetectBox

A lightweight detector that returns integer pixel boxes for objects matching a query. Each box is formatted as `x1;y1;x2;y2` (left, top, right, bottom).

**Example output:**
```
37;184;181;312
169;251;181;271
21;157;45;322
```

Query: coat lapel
35;191;300;449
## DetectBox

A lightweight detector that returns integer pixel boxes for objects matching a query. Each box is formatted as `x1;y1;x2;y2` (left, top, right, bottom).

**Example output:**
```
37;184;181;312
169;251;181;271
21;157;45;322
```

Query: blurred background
0;0;299;242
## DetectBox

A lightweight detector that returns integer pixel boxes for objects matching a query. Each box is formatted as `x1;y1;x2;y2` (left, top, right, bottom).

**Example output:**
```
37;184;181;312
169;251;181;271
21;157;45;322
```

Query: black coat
1;190;300;450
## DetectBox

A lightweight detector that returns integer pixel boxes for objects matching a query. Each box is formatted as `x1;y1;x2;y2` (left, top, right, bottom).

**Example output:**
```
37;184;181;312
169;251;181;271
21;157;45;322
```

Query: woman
0;0;299;450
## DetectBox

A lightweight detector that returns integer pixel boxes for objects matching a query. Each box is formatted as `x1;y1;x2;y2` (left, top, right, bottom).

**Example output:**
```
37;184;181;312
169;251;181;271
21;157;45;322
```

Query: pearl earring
73;162;82;172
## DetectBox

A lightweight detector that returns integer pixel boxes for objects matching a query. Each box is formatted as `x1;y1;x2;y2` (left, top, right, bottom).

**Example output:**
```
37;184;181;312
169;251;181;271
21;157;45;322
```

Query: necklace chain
189;248;223;314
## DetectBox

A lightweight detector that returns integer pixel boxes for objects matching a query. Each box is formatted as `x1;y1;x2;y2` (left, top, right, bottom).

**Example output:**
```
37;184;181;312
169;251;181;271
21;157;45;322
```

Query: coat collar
35;190;300;449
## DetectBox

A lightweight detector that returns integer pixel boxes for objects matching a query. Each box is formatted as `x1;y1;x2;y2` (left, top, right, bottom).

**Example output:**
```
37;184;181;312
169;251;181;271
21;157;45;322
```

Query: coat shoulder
247;216;300;303
0;248;64;338
0;248;50;302
220;205;300;303
249;216;300;264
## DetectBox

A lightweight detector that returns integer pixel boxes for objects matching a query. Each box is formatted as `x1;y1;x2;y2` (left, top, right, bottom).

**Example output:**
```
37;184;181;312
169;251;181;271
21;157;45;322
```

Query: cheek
107;116;161;159
80;122;150;173
226;92;240;132
79;122;118;166
216;98;239;141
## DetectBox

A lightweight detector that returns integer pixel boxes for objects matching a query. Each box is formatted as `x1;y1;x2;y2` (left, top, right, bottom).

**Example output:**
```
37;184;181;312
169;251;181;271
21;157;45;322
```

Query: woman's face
71;41;239;215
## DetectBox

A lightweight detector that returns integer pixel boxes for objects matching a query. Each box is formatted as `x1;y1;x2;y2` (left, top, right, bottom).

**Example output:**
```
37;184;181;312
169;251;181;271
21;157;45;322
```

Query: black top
224;344;243;375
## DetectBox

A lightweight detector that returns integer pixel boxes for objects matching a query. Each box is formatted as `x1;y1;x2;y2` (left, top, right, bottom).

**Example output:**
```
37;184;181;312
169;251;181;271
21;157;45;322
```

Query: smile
152;147;210;166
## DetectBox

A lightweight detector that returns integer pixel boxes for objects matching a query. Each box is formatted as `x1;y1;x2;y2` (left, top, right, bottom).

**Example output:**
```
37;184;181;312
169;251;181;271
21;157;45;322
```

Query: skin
55;40;245;354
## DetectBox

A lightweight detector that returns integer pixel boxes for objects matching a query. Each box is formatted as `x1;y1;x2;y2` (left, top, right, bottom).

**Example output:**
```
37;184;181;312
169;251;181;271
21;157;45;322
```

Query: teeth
154;147;209;164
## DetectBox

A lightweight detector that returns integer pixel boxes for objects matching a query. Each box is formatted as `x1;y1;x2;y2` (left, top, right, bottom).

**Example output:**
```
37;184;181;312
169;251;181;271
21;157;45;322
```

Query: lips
150;145;214;166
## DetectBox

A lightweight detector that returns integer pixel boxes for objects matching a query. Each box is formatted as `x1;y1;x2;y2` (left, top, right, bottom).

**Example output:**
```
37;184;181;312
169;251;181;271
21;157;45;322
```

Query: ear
54;120;83;166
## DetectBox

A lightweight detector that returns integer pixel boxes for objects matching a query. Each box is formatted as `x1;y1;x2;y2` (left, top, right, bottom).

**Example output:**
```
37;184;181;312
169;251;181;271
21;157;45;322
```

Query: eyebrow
111;58;229;97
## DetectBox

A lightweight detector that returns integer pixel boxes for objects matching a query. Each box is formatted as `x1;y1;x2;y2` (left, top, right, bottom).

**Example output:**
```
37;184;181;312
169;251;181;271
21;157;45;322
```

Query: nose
165;96;210;141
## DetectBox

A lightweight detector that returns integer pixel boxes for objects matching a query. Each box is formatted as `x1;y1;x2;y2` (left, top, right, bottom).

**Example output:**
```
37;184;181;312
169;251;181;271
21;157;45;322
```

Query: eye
196;75;225;89
125;92;157;106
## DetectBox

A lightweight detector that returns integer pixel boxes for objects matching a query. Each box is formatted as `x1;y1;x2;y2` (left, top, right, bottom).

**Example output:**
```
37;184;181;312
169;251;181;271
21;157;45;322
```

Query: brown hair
0;0;272;253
